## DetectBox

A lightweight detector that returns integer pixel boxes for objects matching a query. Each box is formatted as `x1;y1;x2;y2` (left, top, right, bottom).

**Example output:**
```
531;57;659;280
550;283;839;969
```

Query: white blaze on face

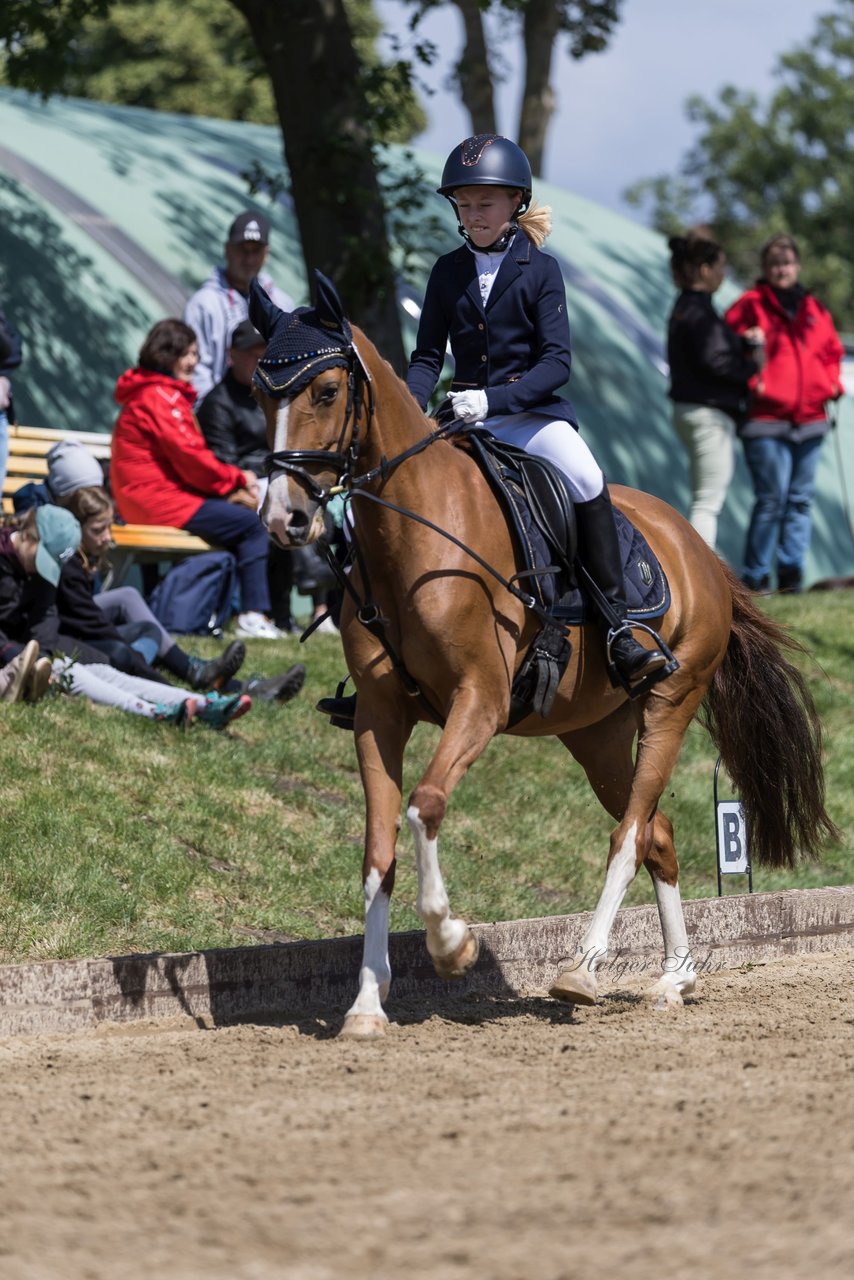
261;400;293;541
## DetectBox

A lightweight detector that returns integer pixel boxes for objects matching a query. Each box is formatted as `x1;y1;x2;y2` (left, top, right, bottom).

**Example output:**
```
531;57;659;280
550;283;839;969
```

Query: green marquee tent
1;88;852;584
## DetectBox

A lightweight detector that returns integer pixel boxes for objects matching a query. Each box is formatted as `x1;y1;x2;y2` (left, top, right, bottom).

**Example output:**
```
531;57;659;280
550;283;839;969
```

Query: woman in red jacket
725;234;844;592
111;318;283;638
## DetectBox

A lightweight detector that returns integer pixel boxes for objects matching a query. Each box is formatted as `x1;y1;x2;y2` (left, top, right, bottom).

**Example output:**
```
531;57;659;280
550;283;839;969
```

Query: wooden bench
3;424;213;587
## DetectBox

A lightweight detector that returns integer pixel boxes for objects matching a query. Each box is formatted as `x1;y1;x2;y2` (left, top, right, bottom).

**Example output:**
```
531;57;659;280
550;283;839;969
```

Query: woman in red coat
725;234;844;592
111;318;284;638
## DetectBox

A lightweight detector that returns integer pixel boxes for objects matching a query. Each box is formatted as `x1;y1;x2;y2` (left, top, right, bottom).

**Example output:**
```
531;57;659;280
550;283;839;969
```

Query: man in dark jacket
197;319;268;473
197;319;300;632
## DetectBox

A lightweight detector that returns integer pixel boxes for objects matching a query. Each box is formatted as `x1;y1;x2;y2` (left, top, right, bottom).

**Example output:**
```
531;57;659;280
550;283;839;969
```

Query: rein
262;348;573;721
262;356;562;624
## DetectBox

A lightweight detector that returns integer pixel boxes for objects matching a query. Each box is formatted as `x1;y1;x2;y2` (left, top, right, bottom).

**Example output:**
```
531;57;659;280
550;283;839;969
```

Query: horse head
250;271;369;547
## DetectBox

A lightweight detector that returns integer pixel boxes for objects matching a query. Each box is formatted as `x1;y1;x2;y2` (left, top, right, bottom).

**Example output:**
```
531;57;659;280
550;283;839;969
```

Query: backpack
148;551;238;636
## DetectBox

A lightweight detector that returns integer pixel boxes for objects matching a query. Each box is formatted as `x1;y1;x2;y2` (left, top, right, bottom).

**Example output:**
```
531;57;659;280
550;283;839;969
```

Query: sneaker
25;656;54;704
244;663;306;704
196;691;253;730
314;615;340;636
152;699;196;727
0;641;39;703
187;640;247;691
235;611;284;640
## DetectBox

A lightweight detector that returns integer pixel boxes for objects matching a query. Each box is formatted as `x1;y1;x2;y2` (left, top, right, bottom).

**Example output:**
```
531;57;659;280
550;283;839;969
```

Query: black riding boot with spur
574;488;669;685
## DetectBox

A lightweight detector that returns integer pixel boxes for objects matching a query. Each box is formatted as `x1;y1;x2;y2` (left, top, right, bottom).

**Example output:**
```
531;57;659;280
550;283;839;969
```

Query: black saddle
460;428;672;725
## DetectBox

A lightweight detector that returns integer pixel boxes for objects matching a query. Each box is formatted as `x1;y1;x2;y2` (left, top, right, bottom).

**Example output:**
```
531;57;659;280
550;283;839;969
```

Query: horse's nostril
288;508;310;535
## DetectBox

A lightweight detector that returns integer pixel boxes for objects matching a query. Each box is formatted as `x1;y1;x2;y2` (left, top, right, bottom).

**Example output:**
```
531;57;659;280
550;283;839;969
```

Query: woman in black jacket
667;229;765;550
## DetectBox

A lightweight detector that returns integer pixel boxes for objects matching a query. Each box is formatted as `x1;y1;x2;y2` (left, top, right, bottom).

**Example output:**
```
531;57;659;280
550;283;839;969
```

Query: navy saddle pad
464;430;671;624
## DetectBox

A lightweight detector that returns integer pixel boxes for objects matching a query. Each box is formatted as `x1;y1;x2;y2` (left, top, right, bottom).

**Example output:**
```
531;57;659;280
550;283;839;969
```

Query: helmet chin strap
458;222;519;253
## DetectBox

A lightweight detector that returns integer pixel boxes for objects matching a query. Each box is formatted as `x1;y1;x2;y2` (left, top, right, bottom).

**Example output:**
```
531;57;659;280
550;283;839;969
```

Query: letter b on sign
716;801;749;874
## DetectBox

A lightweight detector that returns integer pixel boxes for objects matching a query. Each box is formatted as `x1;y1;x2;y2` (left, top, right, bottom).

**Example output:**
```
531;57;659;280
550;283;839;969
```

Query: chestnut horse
251;275;836;1039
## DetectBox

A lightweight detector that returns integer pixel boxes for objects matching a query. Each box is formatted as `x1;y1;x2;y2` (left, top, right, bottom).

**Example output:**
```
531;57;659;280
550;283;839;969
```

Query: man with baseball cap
183;209;296;403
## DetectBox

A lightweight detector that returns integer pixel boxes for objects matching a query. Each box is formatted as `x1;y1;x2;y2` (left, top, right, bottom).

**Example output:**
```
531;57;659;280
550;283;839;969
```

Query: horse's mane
352;325;437;442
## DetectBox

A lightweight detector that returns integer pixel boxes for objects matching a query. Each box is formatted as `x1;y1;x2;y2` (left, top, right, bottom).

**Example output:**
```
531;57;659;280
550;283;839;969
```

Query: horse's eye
317;383;339;405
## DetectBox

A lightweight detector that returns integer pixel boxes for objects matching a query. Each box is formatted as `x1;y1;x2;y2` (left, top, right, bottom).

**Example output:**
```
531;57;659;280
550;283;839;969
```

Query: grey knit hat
46;439;104;499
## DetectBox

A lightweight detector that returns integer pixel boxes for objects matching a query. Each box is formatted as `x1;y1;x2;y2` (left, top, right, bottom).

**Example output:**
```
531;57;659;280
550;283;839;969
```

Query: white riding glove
448;389;489;424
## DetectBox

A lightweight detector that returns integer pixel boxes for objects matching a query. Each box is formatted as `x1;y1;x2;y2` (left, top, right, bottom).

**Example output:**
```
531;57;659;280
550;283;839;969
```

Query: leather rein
261;346;569;724
261;349;556;620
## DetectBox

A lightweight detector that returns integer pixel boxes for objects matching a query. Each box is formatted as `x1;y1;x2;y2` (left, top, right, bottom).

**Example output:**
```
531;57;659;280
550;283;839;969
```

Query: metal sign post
713;756;753;895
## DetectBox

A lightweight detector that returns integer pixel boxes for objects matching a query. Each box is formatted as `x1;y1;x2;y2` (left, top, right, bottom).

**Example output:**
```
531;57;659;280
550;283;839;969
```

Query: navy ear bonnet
250;271;352;400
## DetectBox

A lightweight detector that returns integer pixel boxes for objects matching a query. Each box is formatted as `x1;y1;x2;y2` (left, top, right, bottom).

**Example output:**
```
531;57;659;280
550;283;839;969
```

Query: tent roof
1;88;851;584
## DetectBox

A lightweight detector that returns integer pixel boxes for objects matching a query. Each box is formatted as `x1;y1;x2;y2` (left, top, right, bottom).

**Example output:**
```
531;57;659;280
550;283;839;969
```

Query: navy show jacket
406;231;577;426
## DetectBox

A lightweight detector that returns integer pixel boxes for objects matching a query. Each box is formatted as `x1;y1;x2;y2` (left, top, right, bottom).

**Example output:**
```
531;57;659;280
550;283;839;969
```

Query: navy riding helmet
438;134;533;214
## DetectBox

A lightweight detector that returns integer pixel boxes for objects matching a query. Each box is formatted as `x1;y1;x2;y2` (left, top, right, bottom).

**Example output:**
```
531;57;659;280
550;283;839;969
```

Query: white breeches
485;412;604;504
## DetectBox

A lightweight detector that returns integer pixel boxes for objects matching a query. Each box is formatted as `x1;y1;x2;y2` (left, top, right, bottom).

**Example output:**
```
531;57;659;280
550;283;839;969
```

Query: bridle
262;349;374;504
262;345;469;505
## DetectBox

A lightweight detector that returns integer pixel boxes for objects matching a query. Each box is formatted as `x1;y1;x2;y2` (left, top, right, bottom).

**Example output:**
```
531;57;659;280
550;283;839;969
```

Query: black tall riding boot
574;489;668;684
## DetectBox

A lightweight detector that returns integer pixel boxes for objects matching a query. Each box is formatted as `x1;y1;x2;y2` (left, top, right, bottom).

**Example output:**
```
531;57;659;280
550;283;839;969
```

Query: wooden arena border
1;885;851;1038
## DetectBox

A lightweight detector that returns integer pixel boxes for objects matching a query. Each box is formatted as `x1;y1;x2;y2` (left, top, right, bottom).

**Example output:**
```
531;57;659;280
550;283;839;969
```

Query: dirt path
0;948;852;1280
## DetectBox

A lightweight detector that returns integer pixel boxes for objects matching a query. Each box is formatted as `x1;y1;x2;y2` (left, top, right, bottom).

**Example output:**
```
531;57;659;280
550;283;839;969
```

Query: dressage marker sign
714;756;752;894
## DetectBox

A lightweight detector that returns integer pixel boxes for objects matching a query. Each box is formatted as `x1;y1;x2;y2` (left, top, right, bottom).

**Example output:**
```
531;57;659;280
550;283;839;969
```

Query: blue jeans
184;498;271;614
742;435;824;588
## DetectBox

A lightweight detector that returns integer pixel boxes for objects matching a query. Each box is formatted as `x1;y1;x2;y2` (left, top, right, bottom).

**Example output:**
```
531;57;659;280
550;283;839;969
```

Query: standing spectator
726;234;845;592
111;318;285;639
0;301;23;493
184;211;295;403
667;229;764;550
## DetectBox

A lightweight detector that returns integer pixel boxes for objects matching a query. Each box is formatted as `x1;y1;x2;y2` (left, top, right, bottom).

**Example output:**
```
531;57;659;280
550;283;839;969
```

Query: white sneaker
235;611;284;640
0;640;39;702
314;616;340;635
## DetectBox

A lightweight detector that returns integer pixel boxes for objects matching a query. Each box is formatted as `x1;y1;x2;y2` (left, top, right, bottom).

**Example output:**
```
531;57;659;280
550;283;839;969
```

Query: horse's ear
249;276;285;340
314;270;350;339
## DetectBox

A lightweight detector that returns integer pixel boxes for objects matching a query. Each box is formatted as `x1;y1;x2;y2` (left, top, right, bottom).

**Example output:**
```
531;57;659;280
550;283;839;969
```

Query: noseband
262;350;374;505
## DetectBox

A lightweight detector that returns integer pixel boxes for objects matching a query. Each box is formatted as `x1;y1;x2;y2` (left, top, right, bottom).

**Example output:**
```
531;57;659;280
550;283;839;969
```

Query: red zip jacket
725;282;844;424
111;369;246;526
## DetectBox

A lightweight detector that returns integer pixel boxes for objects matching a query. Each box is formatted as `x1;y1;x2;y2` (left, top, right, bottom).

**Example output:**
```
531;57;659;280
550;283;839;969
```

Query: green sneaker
197;691;252;731
152;700;195;728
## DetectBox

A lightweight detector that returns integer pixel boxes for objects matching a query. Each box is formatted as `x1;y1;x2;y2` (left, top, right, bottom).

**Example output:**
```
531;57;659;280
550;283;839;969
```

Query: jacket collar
457;230;532;311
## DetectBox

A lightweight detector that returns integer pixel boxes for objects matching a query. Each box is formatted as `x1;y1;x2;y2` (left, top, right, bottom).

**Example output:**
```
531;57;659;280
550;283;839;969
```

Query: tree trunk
230;0;406;371
517;0;561;177
452;0;496;134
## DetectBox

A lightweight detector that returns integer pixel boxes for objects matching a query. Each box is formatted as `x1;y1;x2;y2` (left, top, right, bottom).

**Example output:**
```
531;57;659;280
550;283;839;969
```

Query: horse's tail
700;564;839;868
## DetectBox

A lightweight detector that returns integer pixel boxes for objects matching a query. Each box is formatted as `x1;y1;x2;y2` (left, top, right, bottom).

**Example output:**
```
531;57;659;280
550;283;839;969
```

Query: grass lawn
1;591;851;964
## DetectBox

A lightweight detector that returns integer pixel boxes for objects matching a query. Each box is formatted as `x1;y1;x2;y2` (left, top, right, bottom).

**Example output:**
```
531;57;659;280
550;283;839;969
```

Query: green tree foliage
0;0;413;364
408;1;622;176
0;0;425;140
54;0;277;121
625;1;854;327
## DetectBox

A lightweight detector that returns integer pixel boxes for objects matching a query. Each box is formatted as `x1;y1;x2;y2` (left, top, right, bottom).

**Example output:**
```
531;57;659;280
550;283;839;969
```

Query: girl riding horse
319;133;667;726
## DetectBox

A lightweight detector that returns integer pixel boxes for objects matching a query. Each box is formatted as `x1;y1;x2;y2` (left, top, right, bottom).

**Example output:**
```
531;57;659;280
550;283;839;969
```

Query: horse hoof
549;967;598;1006
338;1013;388;1040
647;978;688;1010
432;929;480;981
